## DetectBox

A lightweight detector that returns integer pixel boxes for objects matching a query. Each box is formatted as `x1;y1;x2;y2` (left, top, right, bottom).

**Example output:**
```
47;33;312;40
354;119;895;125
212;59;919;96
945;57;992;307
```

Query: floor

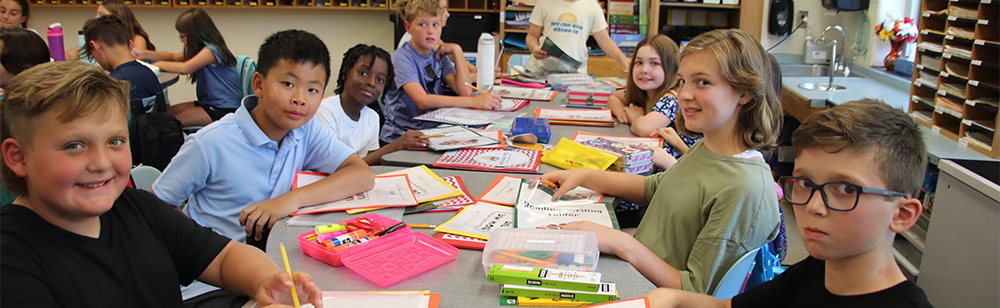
780;201;809;266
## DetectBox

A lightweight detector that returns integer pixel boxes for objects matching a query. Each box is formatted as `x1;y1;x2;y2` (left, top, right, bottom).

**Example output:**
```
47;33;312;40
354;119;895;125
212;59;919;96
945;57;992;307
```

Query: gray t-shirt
635;140;781;295
380;41;457;143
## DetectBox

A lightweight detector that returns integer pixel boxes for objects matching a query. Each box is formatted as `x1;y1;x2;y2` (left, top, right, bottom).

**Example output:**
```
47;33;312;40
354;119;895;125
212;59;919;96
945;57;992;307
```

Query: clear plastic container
546;73;594;91
482;228;599;274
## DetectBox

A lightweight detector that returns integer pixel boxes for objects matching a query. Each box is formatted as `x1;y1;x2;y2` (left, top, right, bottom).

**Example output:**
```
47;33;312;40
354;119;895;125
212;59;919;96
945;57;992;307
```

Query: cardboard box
487;264;603;292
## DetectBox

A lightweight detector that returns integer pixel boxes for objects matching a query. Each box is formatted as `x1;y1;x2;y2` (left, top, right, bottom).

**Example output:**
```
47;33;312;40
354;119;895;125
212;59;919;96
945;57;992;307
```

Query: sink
798;83;847;91
780;64;859;78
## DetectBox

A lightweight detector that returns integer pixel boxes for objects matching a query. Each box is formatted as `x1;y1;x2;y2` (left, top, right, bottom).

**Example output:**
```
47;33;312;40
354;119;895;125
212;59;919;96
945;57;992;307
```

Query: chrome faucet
820;25;846;91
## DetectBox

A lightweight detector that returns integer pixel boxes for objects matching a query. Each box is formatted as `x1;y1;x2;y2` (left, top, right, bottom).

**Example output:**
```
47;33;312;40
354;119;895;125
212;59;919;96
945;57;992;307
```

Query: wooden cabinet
911;0;1000;158
648;0;763;40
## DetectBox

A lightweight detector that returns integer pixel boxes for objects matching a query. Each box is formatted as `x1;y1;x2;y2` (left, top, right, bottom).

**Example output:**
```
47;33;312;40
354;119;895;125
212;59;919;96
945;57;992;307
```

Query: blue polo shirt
380;41;457;143
152;95;354;244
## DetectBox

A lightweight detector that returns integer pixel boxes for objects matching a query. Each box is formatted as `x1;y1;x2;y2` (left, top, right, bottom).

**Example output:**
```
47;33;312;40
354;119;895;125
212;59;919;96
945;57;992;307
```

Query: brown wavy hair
623;34;680;114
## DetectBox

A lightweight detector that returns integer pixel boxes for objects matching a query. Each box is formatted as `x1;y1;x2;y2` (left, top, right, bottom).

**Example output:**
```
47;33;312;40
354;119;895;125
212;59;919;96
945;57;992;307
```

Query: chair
182;56;255;135
130;165;162;192
712;247;761;299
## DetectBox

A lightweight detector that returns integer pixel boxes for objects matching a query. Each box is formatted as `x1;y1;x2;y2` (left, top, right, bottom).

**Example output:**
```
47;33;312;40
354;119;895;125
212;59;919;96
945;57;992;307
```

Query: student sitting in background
316;44;427;165
136;8;241;127
644;99;934;308
0;61;323;308
0;26;48;91
380;0;501;144
82;15;159;100
67;0;157;61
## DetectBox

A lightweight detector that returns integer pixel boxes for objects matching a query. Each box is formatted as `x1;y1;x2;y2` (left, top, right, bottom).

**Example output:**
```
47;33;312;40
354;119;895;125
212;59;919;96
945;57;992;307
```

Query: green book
487;264;602;292
501;283;617;303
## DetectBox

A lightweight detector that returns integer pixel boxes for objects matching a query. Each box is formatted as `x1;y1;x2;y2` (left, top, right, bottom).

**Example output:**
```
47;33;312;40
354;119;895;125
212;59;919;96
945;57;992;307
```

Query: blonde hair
395;0;441;22
1;61;130;196
624;34;680;114
675;29;782;151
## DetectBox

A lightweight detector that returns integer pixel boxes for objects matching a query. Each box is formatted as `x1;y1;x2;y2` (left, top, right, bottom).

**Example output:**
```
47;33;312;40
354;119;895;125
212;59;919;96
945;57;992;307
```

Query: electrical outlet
798;11;809;29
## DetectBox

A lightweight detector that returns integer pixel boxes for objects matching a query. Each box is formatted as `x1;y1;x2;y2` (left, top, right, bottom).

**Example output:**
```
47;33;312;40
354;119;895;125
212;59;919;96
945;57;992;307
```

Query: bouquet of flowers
874;14;918;43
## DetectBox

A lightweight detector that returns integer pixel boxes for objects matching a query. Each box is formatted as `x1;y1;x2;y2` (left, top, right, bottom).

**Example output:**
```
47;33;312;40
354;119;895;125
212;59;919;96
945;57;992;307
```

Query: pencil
417;134;445;139
279;243;301;308
408;224;438;229
540;178;560;189
464;82;488;94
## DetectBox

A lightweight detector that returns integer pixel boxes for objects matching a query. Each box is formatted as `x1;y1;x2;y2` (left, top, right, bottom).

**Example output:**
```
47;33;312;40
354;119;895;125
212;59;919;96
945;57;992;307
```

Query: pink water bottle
47;23;65;62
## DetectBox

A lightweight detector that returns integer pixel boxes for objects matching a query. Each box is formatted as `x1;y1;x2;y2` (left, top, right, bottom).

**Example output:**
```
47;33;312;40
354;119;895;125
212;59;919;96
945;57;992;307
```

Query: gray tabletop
381;91;637;174
266;166;655;307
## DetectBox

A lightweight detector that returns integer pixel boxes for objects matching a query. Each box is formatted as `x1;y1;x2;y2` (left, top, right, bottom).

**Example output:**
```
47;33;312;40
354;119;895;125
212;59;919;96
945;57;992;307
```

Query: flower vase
884;39;907;71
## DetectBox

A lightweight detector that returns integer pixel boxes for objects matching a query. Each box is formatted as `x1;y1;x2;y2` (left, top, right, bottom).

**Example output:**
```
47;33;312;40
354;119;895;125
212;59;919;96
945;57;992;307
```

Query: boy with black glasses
642;99;934;307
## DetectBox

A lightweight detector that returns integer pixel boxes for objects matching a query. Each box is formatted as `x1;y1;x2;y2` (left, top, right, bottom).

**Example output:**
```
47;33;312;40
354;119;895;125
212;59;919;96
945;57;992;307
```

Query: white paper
413;107;505;125
380;166;461;203
536;108;613;122
242;291;428;308
420;125;499;151
434;202;515;239
584;297;650;308
294;174;417;214
480;175;603;206
493;85;556;100
515;180;614;230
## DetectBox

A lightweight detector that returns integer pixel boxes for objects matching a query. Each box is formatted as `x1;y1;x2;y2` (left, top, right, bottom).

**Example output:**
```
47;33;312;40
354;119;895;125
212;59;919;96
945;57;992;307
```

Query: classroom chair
712;246;761;299
182;55;257;135
130;165;162;192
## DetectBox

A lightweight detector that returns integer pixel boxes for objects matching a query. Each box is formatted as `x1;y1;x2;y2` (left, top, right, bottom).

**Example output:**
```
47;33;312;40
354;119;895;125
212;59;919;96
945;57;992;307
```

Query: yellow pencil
408;224;438;229
417;134;445;139
540;178;560;189
279;243;301;308
464;82;488;94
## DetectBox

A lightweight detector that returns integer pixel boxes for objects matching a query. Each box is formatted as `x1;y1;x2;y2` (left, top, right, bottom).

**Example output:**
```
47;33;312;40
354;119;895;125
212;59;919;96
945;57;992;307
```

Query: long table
380;91;636;174
265;166;656;307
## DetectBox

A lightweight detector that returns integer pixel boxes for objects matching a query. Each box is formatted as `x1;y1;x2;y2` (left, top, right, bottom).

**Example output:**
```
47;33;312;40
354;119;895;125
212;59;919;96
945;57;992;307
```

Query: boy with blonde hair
644;99;933;308
0;61;323;307
380;0;502;143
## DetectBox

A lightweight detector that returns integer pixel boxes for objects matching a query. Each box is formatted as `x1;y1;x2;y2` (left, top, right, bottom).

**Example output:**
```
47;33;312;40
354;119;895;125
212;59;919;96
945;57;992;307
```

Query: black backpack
129;92;183;171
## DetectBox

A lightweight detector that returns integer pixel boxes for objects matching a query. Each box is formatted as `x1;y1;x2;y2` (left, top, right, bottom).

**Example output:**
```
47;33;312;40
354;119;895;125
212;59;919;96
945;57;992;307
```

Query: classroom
1;0;999;306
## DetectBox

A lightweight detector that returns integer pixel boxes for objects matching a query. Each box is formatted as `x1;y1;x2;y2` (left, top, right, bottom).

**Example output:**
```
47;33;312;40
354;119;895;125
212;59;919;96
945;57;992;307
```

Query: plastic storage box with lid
511;117;552;144
297;213;459;287
567;86;617;108
482;228;599;274
546;73;594;91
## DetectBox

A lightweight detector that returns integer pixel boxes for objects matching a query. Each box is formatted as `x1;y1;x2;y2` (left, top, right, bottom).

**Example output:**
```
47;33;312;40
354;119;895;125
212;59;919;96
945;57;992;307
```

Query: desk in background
265;166;656;308
380;91;635;173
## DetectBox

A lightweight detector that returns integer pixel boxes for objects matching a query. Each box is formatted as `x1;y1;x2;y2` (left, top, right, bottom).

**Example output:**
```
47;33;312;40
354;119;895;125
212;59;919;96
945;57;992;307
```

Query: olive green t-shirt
634;140;780;295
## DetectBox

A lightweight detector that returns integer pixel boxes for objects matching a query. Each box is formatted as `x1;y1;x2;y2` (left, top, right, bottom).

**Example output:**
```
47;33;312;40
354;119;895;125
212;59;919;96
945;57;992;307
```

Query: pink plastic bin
297;213;459;286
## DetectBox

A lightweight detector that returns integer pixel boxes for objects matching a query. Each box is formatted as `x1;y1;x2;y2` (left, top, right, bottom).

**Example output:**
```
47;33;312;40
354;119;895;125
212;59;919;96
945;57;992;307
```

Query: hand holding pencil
254;243;324;308
465;82;502;110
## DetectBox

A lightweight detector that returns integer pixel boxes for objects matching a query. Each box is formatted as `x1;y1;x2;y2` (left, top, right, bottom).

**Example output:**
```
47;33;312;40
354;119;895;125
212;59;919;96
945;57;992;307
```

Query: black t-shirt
1;187;230;307
110;60;161;100
732;256;934;308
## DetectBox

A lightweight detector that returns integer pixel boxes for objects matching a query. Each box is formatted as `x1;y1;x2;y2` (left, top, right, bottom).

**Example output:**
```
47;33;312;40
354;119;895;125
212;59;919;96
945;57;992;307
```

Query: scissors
345;217;385;234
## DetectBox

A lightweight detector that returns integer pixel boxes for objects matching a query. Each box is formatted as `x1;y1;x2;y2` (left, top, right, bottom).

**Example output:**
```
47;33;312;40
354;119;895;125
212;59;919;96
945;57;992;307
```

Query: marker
279;243;301;308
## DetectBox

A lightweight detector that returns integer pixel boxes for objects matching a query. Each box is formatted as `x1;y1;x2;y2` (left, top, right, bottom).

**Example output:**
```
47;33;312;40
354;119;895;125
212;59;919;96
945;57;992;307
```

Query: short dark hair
81;15;131;61
336;44;393;95
792;99;927;196
257;29;331;87
0;27;49;78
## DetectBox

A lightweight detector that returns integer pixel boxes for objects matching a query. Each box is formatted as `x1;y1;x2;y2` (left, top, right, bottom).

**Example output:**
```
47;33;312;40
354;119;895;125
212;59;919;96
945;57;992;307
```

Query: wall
29;6;396;102
758;0;912;67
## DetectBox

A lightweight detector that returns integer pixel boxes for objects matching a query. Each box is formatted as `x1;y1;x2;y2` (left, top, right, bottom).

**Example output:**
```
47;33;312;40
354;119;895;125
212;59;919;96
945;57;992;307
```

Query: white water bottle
476;33;495;92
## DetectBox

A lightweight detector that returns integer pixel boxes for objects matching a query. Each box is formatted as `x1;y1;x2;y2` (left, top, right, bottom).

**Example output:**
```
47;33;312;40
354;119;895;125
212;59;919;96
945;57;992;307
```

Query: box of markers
487;264;603;292
501;282;618;303
297;213;459;287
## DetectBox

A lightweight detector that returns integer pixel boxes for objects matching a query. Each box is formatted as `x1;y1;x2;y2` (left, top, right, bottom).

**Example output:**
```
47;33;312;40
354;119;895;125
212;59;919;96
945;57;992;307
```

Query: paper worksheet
514;179;617;230
419;125;500;151
413;107;505;126
292;173;418;215
572;132;663;148
380;165;463;203
242;291;438;308
493;85;558;101
478;175;605;206
434;202;515;239
536;108;614;122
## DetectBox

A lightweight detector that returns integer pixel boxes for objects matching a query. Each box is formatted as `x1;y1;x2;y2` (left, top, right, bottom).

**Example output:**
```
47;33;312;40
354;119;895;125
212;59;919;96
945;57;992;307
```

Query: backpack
236;55;257;97
129;92;184;171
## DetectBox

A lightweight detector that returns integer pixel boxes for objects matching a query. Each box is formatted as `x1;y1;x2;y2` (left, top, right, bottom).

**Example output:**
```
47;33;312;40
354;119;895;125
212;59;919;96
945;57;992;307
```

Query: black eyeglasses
778;176;909;211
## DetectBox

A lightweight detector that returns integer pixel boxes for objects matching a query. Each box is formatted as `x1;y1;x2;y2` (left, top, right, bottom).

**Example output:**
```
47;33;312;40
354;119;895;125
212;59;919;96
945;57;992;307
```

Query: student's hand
436;43;464;62
651;127;684;149
392;130;428;150
562;220;630;255
132;48;147;60
531;46;549;60
624;104;645;122
646;145;677;170
534;169;592;201
240;198;297;241
254;270;324;308
471;92;502;110
611;106;630;124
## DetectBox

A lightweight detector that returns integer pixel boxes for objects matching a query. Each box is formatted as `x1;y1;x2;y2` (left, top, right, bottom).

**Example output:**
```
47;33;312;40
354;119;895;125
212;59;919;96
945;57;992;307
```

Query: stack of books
608;0;644;54
488;264;618;305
